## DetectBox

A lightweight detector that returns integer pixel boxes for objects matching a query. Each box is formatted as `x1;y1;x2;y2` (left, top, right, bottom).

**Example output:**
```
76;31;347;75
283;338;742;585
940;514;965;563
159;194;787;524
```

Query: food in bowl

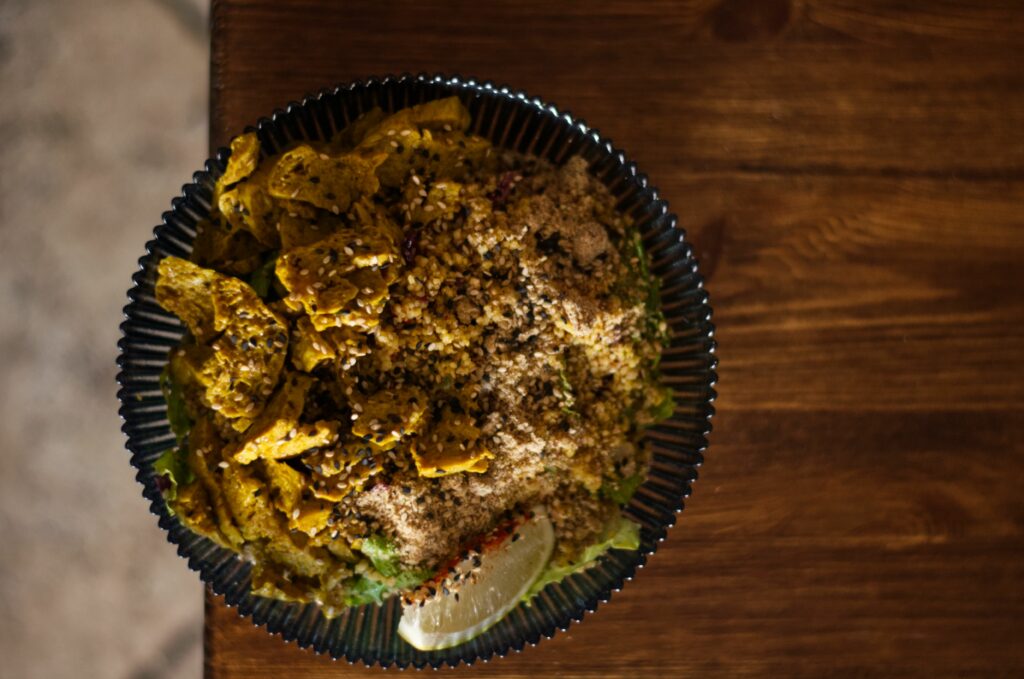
153;97;671;646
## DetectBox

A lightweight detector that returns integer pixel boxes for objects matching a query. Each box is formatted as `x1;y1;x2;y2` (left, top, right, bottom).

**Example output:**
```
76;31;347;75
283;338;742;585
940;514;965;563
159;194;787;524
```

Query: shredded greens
359;534;404;578
648;390;676;421
344;535;433;606
524;514;640;601
153;447;193;503
159;365;191;444
245;251;279;299
601;472;645;506
155;367;194;503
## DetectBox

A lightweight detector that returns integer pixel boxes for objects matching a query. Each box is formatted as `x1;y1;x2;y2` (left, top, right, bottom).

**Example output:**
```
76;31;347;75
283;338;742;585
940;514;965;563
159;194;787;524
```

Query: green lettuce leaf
649;389;676;422
246;252;279;299
153;446;193;503
601;472;645;506
342;574;390;606
524;515;640;601
359;534;403;578
159;366;191;443
341;567;433;607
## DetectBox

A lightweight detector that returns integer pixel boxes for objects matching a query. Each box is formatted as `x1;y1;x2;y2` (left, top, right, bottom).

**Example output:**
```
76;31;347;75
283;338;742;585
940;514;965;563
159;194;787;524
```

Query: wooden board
206;1;1024;676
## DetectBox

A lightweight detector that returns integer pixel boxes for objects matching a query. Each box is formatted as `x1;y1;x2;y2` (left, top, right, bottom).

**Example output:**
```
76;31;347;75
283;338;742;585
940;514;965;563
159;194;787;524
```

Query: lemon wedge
397;509;554;651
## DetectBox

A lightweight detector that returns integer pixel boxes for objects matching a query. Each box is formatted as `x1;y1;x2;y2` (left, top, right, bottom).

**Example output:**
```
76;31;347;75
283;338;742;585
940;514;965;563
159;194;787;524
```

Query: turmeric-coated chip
227;373;339;464
218;132;261;189
266;144;385;213
156;257;288;419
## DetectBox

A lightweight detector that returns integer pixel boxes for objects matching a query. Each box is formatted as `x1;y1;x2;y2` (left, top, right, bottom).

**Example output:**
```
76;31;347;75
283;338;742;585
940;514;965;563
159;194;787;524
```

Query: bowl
116;73;717;668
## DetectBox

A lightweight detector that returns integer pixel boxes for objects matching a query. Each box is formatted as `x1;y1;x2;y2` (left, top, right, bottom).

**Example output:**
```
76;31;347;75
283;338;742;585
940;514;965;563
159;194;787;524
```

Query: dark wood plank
211;0;1024;176
206;0;1024;675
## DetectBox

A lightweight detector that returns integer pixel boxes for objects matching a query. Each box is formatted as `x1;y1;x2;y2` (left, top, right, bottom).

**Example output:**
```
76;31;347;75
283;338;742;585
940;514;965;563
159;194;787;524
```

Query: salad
153;97;670;647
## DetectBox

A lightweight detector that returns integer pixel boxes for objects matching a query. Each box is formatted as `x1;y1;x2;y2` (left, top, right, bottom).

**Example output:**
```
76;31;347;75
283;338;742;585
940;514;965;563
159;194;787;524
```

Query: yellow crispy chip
357;97;471;150
218;132;261;188
266;144;385;213
186;417;244;547
303;439;388;501
275;229;397;331
220;462;282;542
217;175;281;249
330;107;387;151
170;481;231;547
273;200;328;249
350;387;427;448
376;130;493;188
262;458;305;517
155;256;220;342
288;500;335;536
157;257;289;419
290;316;337;372
410;409;492;478
191;218;266;276
227;373;339;464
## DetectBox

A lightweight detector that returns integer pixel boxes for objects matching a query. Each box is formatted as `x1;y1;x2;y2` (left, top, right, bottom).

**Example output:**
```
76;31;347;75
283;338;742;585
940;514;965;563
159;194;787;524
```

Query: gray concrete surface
0;1;209;677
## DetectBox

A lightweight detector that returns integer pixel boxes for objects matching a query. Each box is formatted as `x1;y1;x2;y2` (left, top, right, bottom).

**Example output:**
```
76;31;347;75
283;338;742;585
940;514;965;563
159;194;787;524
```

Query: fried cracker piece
190;218;266;276
290;316;337;372
276;229;397;331
363;126;493;188
226;373;339;464
350;387;428;448
356;97;471;149
218;132;261;188
219;461;282;542
303;439;389;502
156;257;288;419
186;417;244;547
329;108;387;151
266;144;385;213
170;481;229;546
290;317;373;372
273;200;329;249
217;170;281;249
410;408;492;478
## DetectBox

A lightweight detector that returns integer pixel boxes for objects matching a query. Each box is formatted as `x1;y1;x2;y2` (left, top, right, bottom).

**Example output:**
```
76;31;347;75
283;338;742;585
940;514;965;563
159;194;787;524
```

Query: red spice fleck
488;171;518;209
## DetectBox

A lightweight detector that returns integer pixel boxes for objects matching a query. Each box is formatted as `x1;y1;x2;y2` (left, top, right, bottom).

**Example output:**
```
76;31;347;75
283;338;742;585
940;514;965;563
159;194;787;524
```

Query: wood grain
206;0;1024;676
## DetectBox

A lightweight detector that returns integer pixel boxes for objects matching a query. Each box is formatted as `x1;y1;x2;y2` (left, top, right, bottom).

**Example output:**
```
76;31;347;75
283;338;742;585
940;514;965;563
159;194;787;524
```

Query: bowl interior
116;74;716;668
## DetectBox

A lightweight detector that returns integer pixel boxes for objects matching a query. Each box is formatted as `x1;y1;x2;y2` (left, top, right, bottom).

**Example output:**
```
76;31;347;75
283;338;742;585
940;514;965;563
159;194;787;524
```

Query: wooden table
205;1;1024;676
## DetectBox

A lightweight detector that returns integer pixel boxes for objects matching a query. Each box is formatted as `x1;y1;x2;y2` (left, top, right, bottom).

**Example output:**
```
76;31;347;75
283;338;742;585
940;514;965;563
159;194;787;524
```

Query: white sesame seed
218;461;229;469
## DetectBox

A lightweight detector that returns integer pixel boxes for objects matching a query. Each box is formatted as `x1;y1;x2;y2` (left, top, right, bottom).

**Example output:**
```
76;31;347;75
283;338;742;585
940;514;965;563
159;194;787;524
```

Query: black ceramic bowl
116;73;716;668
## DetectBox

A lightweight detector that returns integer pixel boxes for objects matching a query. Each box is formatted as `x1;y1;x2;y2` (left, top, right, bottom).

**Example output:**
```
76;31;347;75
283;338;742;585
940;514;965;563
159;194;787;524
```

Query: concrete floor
0;1;209;677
